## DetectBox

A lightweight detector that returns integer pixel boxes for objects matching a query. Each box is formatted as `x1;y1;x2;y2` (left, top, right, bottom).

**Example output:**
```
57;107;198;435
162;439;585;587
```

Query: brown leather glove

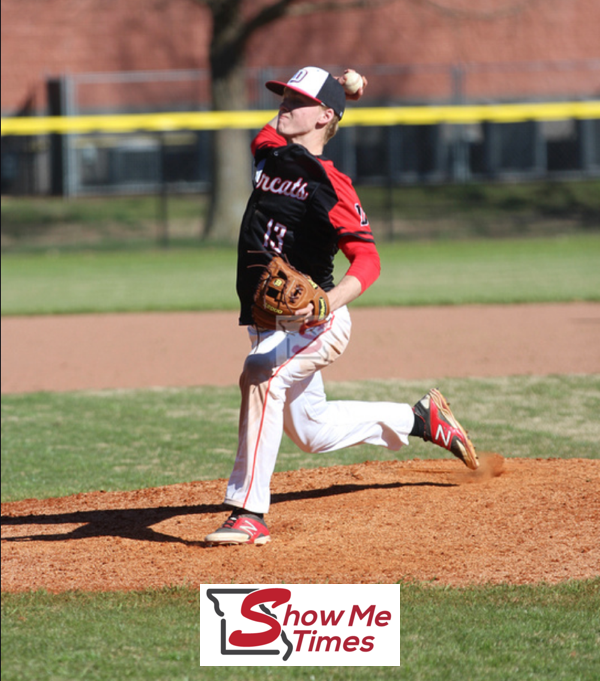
252;256;330;330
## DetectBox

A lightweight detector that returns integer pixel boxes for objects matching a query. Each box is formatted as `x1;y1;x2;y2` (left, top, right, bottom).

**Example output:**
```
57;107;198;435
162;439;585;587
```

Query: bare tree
191;0;390;242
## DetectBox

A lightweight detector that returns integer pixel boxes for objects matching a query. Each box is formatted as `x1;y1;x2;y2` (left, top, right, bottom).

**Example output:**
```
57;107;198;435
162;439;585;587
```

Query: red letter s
229;588;291;648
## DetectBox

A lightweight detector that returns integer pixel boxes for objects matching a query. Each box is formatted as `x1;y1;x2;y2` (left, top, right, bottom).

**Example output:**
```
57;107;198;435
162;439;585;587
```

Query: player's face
277;88;330;141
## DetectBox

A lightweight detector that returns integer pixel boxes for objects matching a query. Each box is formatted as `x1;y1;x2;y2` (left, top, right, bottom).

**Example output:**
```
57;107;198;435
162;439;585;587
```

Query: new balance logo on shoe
238;519;260;537
435;423;452;448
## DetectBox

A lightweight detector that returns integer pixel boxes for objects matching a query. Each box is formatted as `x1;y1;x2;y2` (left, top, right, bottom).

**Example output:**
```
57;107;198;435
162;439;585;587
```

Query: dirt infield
2;303;600;591
2;303;600;393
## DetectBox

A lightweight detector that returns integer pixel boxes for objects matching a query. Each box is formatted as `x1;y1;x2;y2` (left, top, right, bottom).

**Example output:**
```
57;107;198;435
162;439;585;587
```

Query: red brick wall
1;0;209;113
251;0;600;65
2;0;599;114
248;0;600;101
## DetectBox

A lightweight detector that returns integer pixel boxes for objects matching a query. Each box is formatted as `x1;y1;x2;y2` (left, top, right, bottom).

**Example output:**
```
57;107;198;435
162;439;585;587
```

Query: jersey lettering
256;172;309;201
355;203;370;227
264;219;287;254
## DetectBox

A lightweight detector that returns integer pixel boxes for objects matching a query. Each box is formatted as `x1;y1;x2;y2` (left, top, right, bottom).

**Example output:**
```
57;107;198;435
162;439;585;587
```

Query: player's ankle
410;410;426;439
230;508;264;521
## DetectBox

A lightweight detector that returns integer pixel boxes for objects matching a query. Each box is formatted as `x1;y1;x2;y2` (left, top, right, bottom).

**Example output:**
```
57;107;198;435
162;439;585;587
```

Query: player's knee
295;439;314;453
241;352;273;386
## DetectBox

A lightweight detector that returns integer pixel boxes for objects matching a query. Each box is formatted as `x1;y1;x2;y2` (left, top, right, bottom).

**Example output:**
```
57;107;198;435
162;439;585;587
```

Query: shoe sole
204;534;271;546
430;389;479;470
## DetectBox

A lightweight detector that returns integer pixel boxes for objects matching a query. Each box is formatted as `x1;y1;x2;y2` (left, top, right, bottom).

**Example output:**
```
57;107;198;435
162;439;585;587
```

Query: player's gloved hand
252;256;330;331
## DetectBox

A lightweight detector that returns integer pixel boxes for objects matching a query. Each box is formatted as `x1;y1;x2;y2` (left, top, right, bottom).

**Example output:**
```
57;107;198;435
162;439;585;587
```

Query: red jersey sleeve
339;237;381;292
251;124;287;157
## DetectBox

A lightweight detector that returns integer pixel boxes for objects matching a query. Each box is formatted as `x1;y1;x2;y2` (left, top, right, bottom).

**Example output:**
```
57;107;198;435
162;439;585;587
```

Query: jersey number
263;219;287;254
355;203;369;227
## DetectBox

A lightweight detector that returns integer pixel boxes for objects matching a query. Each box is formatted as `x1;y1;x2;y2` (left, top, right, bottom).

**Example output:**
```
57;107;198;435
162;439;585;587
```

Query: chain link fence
3;60;599;197
1;61;599;247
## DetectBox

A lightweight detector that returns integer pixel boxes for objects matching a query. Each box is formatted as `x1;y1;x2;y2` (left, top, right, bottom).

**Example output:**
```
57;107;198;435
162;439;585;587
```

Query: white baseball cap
266;66;346;119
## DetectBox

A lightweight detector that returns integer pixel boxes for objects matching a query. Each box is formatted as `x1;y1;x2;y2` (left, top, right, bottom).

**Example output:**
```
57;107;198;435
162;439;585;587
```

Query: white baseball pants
225;306;415;514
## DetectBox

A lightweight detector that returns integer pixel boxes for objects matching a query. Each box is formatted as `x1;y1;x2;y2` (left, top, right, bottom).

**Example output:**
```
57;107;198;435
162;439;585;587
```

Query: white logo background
200;583;400;667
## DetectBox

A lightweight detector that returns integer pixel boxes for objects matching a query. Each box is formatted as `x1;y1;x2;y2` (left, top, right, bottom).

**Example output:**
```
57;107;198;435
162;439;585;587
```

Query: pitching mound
2;455;598;591
2;303;599;590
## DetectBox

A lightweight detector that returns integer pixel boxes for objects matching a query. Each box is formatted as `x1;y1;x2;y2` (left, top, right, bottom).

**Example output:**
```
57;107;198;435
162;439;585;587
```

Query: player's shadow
1;479;456;546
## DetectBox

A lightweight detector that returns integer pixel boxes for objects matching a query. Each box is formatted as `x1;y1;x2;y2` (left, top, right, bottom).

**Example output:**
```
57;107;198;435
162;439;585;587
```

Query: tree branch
192;0;397;49
408;0;542;22
240;0;396;43
286;0;396;17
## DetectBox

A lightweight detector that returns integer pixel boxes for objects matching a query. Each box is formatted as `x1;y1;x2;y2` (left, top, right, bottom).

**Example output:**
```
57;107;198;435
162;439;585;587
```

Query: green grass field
2;234;599;315
2;180;599;251
2;581;598;681
2;233;599;680
2;375;599;503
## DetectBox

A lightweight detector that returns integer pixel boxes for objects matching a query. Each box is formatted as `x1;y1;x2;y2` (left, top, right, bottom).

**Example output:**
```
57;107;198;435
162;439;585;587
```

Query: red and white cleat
204;512;271;545
413;388;479;470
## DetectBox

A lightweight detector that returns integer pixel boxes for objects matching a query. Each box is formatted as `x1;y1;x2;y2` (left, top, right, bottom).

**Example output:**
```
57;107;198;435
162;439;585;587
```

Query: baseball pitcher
205;67;478;545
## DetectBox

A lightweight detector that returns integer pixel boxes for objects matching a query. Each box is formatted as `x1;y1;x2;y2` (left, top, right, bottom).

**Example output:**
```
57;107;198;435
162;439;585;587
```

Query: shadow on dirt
1;479;456;546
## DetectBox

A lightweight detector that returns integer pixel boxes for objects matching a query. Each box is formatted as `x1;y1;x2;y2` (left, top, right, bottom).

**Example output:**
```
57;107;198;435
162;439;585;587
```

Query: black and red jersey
236;124;378;326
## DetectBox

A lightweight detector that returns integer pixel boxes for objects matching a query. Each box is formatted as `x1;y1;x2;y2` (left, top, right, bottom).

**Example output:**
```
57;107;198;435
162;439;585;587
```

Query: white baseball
343;70;364;95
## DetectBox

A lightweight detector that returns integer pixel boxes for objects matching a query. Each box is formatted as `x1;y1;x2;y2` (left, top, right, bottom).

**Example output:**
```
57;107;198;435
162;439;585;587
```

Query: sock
410;409;426;439
230;509;264;521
